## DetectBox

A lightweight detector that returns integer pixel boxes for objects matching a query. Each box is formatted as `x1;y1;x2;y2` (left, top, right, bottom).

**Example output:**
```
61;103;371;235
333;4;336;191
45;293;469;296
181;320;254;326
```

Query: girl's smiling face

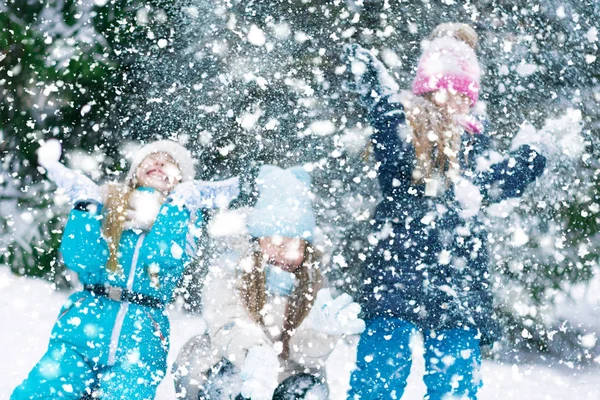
136;152;182;193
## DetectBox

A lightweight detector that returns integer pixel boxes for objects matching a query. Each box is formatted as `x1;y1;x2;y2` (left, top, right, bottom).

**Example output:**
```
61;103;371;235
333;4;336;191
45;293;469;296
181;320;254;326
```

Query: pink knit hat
412;23;481;106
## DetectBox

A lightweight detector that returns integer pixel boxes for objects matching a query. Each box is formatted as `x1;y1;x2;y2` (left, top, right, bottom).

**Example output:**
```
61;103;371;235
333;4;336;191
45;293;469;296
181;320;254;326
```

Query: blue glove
342;43;400;109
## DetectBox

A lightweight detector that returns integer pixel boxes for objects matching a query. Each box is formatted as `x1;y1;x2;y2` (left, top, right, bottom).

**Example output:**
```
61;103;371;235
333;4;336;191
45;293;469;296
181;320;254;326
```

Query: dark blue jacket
359;96;546;345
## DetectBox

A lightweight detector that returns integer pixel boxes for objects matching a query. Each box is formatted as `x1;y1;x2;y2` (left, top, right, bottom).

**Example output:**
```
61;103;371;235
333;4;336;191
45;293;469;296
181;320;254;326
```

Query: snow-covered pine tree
1;1;118;286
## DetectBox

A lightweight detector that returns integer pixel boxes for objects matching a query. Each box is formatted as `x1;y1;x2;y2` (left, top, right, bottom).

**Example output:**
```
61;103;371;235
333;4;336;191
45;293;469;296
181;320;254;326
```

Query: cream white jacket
202;224;338;381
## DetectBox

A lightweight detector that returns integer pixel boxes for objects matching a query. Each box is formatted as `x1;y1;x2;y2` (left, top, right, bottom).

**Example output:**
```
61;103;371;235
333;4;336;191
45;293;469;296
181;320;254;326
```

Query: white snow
294;31;310;43
126;189;163;230
454;177;483;219
585;54;597;64
350;59;367;76
511;109;585;159
247;25;266;46
170;243;183;260
309;120;336;136
207;209;248;237
272;22;291;40
66;149;104;180
511;227;530;247
381;48;402;68
80;104;91;116
554;265;600;339
37;139;62;166
516;63;538;77
1;268;599;399
581;334;597;349
239;107;263;130
585;27;598;43
183;6;199;19
543;108;585;158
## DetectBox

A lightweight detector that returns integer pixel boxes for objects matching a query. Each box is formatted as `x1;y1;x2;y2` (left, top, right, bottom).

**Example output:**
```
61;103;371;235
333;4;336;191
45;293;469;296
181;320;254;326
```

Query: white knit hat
125;140;196;184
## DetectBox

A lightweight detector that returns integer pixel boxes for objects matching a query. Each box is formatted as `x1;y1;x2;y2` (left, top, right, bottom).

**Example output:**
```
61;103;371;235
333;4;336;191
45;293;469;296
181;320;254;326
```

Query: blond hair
102;183;131;273
405;23;479;183
400;92;464;183
102;181;165;273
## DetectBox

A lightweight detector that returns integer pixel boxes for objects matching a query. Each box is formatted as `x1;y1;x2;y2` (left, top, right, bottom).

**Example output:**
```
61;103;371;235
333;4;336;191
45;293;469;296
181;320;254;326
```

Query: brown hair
403;23;478;183
239;243;322;359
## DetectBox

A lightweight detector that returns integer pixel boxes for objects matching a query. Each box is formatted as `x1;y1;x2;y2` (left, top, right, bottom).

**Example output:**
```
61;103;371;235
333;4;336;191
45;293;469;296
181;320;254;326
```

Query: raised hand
342;43;399;109
305;288;366;336
37;139;62;168
168;177;240;213
510;122;561;159
37;139;101;206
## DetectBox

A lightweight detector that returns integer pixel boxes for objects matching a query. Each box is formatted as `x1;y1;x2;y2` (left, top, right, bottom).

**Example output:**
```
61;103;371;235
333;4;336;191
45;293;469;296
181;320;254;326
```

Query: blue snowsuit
12;188;199;400
348;96;546;399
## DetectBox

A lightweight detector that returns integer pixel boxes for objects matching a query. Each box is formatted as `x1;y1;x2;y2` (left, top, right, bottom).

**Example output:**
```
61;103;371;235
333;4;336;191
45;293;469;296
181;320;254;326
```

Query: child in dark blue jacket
12;140;239;399
343;23;546;399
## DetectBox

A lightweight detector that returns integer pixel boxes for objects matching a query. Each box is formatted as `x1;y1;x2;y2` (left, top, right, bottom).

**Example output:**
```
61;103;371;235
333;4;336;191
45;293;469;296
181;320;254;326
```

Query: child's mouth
146;168;167;180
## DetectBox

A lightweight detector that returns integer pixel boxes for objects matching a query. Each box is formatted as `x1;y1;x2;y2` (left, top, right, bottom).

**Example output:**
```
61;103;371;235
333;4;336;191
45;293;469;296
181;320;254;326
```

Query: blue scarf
265;264;297;297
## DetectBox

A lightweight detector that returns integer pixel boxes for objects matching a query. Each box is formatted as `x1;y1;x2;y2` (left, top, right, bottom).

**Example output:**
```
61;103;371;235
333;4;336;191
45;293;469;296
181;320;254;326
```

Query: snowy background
3;0;600;398
1;268;598;399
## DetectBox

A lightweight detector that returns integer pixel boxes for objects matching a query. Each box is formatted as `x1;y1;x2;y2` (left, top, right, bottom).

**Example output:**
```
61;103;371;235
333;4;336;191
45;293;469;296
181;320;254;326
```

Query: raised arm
37;140;101;206
167;177;240;214
473;144;546;203
368;96;414;195
343;44;413;195
40;140;106;281
343;43;399;110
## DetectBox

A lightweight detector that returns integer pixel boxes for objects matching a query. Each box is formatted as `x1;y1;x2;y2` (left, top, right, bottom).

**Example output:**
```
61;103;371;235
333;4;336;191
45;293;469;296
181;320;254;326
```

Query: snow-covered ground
1;267;598;399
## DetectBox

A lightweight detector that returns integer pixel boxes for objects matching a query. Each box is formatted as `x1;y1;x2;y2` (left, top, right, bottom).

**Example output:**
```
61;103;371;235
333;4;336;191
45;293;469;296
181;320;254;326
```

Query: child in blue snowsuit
12;140;239;400
343;24;546;399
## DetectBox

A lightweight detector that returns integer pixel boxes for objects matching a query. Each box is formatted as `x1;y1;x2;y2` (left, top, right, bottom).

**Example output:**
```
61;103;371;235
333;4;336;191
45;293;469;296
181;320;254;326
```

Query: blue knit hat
247;165;316;242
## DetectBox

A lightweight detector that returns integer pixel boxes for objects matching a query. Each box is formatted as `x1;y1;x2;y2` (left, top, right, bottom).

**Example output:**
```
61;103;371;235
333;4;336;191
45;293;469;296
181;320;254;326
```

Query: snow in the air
3;0;600;399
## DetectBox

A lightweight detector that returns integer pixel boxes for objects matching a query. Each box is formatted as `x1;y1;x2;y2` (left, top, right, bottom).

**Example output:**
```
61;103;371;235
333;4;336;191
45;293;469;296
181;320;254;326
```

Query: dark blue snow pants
348;318;482;400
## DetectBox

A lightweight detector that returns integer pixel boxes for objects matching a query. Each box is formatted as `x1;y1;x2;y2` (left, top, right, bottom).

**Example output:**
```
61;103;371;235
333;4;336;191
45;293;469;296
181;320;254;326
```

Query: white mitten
342;43;399;109
304;288;366;335
510;122;554;156
37;139;62;167
239;344;280;400
124;189;163;230
168;177;240;213
37;139;101;206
